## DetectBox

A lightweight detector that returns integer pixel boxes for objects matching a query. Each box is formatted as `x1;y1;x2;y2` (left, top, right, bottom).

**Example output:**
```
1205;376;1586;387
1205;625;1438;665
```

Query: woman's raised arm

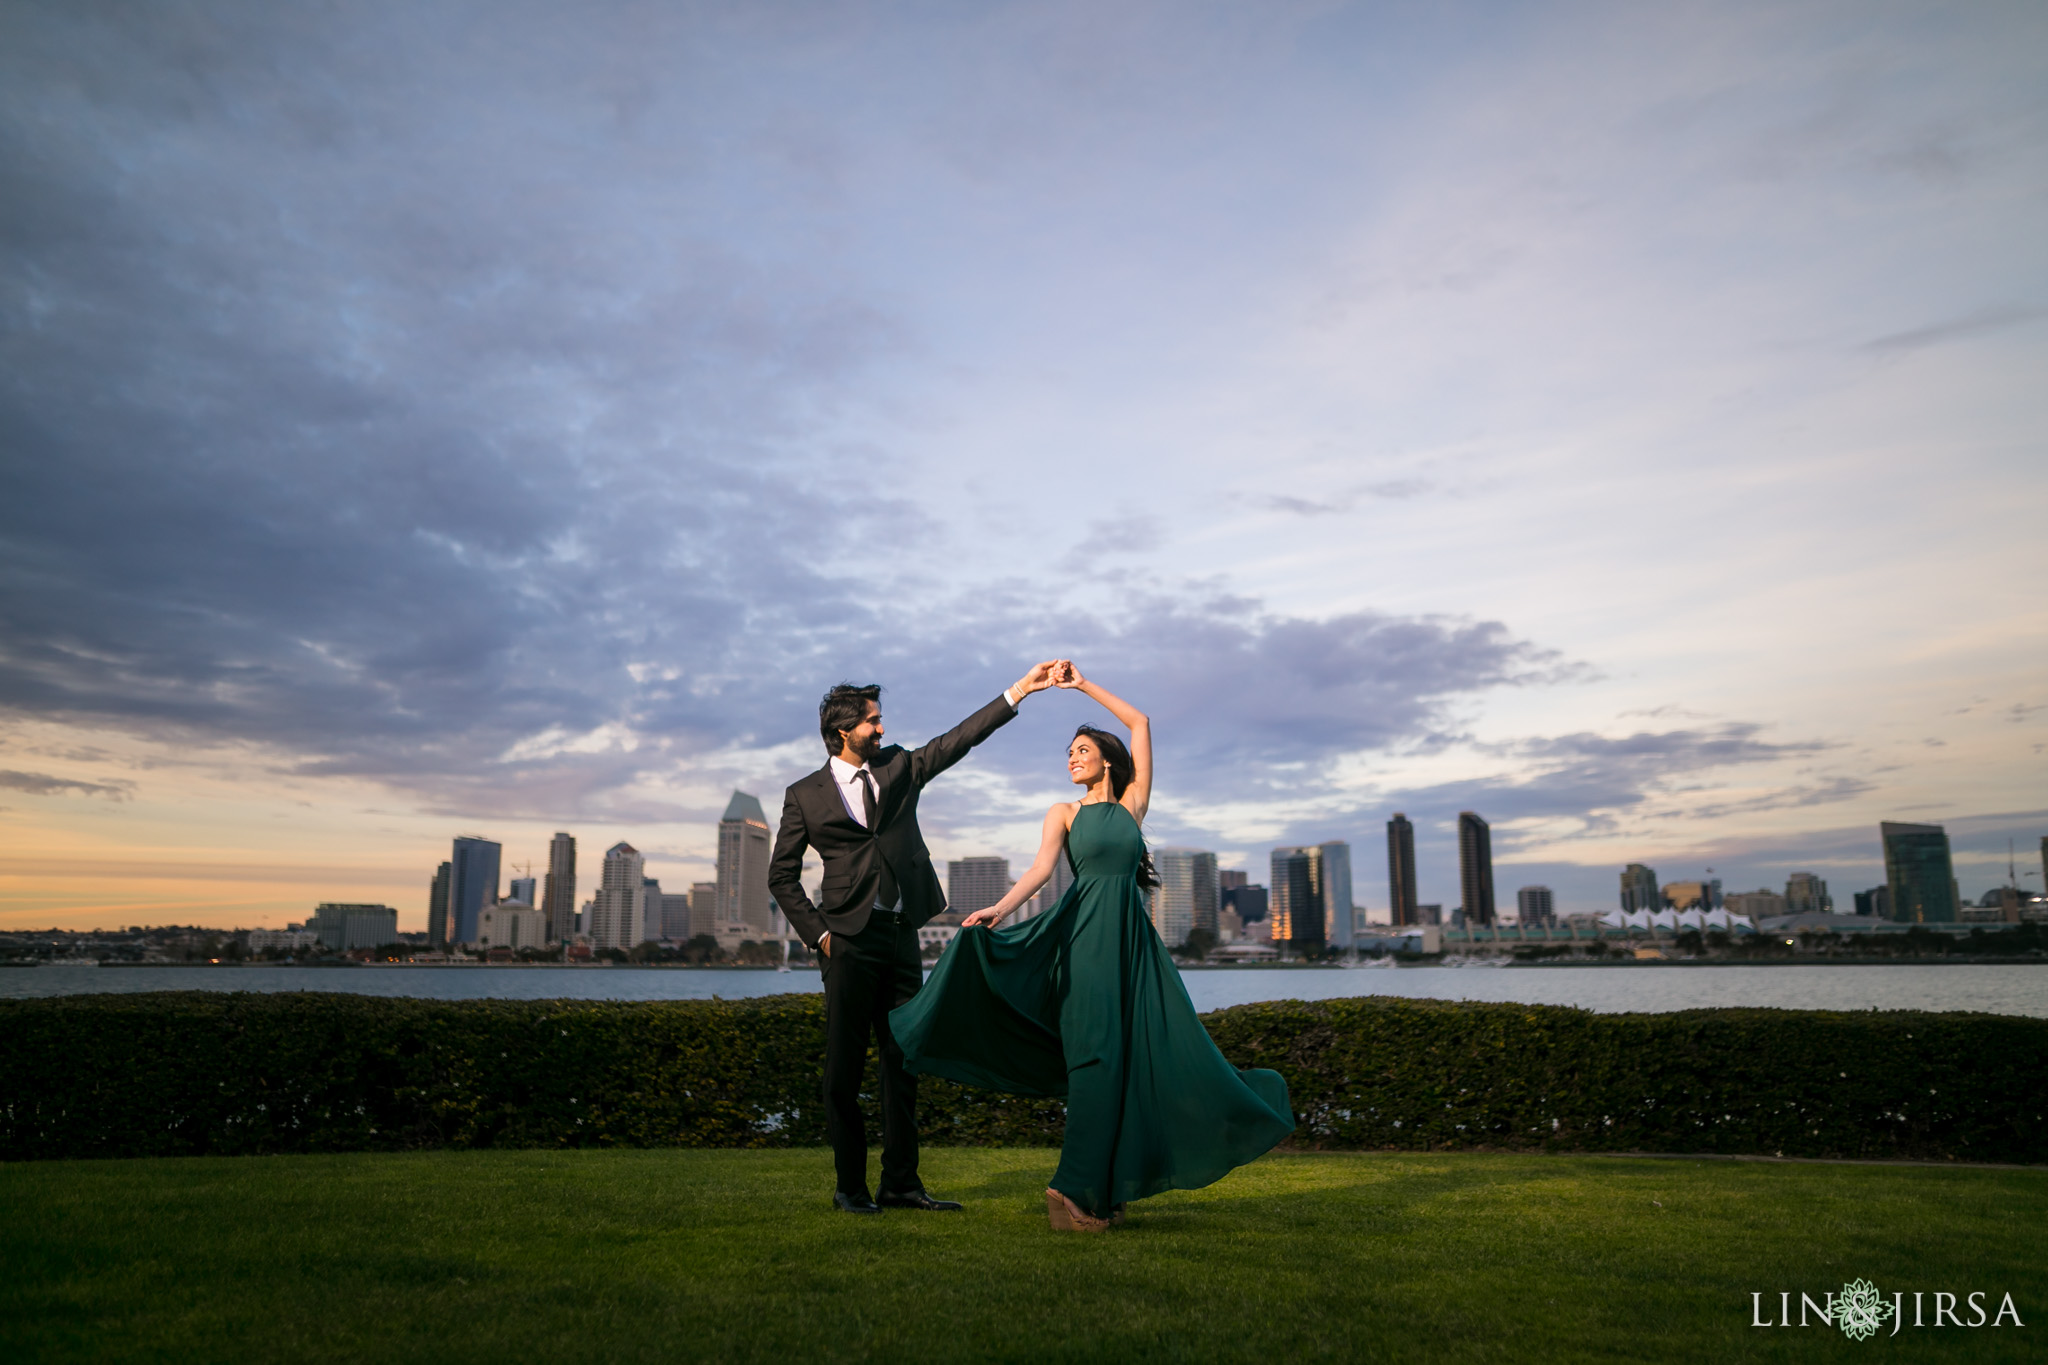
961;804;1073;929
1059;663;1151;822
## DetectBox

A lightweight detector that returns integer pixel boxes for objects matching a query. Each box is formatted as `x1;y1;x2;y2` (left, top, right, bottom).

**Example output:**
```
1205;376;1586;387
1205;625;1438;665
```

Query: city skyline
2;2;2044;931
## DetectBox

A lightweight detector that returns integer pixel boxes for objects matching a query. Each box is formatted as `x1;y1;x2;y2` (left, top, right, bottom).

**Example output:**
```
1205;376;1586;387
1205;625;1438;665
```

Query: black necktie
856;768;878;828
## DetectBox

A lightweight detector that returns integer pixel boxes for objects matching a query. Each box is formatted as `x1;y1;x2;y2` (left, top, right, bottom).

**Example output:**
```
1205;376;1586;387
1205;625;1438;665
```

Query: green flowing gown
890;801;1294;1218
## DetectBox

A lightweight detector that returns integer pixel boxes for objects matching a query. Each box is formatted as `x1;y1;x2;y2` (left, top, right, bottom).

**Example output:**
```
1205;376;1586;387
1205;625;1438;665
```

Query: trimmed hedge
2;991;2043;1163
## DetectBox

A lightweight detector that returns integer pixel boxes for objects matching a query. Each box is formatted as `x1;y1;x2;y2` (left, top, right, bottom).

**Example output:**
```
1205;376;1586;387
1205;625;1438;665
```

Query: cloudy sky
3;0;2044;930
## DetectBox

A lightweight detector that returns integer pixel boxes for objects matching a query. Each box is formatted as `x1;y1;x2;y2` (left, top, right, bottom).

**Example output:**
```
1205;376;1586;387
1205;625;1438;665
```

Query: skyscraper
1785;872;1831;914
508;875;536;906
1517;885;1555;925
718;791;775;934
1620;864;1660;913
427;860;451;948
1386;814;1418;927
589;841;645;951
448;836;502;946
947;857;1012;917
688;881;719;939
641;876;664;945
1318;841;1356;947
657;891;689;941
1882;821;1958;923
1269;846;1326;955
1457;812;1495;927
1153;849;1219;947
543;832;576;944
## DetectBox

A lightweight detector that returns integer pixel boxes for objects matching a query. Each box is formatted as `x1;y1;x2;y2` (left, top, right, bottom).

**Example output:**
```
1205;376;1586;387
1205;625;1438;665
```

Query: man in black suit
770;664;1058;1213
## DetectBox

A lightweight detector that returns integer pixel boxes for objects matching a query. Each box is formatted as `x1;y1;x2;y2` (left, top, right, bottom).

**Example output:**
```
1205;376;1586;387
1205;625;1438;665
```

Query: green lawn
3;1149;2041;1363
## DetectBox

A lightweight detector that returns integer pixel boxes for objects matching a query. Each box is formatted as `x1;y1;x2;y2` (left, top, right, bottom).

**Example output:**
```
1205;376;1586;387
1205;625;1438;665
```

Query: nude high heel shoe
1047;1189;1109;1232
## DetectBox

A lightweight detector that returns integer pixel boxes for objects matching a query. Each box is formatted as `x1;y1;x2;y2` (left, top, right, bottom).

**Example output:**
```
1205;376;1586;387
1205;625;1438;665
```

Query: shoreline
61;956;2048;971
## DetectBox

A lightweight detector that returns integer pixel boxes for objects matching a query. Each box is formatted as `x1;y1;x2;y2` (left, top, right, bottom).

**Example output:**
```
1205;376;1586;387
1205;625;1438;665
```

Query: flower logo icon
1836;1279;1894;1341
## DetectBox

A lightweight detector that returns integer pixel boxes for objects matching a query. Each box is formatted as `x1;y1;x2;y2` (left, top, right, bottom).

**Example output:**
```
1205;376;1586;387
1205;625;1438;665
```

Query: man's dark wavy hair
1073;725;1158;889
820;683;882;755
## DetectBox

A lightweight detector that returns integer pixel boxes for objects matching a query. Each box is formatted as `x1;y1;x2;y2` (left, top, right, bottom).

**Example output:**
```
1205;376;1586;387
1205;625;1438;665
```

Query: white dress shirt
827;754;878;828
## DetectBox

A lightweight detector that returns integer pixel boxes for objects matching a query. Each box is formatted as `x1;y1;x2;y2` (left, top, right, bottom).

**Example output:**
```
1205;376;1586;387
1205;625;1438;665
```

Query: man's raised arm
908;661;1058;789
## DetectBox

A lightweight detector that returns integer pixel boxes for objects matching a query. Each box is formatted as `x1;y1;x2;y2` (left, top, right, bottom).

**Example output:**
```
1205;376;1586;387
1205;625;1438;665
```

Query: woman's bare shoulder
1048;800;1082;828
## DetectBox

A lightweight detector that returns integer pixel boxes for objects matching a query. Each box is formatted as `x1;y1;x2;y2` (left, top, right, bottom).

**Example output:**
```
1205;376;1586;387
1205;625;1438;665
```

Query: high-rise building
947;857;1012;917
1387;814;1419;927
1221;882;1267;923
508;875;536;906
448;836;502;946
642;876;664;945
1785;872;1831;914
1316;841;1356;946
589;842;646;951
1269;846;1327;954
1457;812;1495;927
1852;885;1890;917
688;881;719;938
1620;864;1660;913
1882;821;1958;923
1516;885;1555;925
718;791;775;934
1663;881;1711;911
1415;903;1443;925
1153;849;1219;947
1725;888;1787;918
660;892;692;941
543;832;576;944
1219;869;1248;893
427;861;452;948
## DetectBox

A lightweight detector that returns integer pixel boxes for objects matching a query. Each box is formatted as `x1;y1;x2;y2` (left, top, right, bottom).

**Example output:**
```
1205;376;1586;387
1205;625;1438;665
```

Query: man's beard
852;731;884;763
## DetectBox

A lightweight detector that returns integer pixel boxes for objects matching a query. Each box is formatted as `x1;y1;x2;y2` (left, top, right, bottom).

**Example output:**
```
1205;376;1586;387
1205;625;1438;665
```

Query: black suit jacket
769;694;1018;949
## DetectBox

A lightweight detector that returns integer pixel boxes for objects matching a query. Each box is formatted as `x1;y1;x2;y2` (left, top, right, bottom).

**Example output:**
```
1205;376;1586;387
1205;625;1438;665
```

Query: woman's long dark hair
1073;725;1157;890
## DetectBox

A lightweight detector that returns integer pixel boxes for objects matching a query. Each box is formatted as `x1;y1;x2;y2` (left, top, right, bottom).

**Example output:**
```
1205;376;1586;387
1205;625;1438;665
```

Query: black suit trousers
821;911;923;1196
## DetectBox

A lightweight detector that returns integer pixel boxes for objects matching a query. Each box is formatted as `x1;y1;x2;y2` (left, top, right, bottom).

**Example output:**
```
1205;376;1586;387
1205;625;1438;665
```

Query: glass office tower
1881;821;1957;923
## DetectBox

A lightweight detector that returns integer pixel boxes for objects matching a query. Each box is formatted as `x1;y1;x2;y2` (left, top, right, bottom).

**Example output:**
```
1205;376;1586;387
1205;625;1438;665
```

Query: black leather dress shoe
878;1188;962;1211
833;1191;881;1214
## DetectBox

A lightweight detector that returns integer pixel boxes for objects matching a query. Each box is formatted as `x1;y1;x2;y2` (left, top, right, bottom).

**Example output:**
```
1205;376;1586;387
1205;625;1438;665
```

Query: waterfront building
1153;849;1220;947
543;832;577;944
1516;885;1555;926
1319;841;1357;947
476;904;548;951
588;842;646;952
688;881;719;938
1269;846;1327;954
1387;814;1419;926
660;892;692;941
1724;888;1788;918
308;902;398;952
1852;884;1890;917
508;876;536;906
947;857;1012;917
427;861;452;948
1620;863;1660;913
718;791;775;934
1415;903;1443;926
448;835;502;946
1663;880;1711;911
1881;820;1959;924
642;876;664;945
246;926;321;952
1458;813;1495;927
1785;872;1832;914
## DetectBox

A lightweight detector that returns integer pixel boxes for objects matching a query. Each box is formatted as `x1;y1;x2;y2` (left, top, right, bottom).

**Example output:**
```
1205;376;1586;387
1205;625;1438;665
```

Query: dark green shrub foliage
2;993;2042;1162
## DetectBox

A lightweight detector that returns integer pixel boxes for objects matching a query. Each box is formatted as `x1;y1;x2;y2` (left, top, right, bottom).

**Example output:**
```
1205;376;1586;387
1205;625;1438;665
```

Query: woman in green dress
889;662;1294;1231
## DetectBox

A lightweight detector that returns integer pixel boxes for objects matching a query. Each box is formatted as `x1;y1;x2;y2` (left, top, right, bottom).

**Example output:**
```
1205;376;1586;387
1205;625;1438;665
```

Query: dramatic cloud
2;0;2042;928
